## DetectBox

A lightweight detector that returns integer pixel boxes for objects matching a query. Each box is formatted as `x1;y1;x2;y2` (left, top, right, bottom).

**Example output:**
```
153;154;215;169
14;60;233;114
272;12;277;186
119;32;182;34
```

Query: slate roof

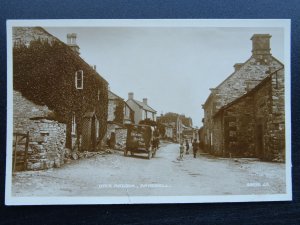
133;99;157;113
213;67;284;118
108;90;123;100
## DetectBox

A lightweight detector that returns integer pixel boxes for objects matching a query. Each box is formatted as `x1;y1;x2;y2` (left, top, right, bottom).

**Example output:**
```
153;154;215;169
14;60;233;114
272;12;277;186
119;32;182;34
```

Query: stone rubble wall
212;115;224;155
253;76;273;160
203;97;214;152
13;91;66;170
106;123;127;149
26;119;66;170
269;69;285;161
210;68;285;161
115;128;128;149
221;95;255;157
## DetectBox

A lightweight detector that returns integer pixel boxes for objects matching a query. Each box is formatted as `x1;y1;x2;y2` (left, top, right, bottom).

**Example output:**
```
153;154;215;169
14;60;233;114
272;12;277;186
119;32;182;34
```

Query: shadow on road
124;154;150;160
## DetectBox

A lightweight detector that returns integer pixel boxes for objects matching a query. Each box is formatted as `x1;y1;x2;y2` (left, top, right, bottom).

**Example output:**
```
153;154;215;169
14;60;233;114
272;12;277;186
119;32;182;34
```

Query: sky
44;26;284;127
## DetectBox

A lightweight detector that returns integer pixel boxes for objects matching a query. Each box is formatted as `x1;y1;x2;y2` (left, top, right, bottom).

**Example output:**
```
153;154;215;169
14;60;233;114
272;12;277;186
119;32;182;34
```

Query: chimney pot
143;98;148;105
128;92;134;100
67;33;80;55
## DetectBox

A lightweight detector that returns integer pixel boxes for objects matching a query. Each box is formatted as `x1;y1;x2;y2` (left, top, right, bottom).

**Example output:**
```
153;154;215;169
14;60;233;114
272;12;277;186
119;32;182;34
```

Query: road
12;141;286;197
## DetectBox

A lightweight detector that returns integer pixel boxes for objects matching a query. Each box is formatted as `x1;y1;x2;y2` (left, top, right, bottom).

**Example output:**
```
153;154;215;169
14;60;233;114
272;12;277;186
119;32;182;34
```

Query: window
97;89;100;100
71;112;76;135
124;105;129;117
75;70;83;89
96;120;99;138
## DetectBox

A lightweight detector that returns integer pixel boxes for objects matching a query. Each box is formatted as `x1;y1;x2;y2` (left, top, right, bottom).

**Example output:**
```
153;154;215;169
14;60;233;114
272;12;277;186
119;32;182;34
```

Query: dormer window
75;70;83;89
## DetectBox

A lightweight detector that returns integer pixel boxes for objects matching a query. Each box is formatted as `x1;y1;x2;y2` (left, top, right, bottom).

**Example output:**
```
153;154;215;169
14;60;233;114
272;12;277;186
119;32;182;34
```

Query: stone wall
203;56;282;153
203;95;214;152
106;123;127;149
254;69;285;161
253;69;285;161
13;91;66;170
210;68;285;161
212;115;223;155
253;76;273;160
115;128;128;149
222;95;255;157
270;69;285;161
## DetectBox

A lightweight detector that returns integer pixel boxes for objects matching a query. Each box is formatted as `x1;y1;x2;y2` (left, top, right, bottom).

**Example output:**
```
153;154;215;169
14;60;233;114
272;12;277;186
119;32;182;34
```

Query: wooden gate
13;132;29;172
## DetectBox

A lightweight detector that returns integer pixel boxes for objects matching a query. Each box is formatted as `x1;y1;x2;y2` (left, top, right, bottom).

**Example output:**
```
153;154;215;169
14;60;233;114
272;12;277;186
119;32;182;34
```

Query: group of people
179;139;199;160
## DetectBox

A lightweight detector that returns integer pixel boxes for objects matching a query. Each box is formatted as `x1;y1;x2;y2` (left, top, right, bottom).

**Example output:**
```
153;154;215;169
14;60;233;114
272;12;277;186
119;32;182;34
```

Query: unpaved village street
12;142;286;197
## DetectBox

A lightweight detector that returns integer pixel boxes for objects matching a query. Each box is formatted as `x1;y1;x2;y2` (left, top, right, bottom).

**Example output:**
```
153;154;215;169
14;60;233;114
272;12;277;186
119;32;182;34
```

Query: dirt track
12;142;286;197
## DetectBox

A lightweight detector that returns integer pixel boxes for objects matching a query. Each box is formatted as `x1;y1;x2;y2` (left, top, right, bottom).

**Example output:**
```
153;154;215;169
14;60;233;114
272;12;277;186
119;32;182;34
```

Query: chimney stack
251;34;271;57
234;63;244;72
143;98;148;105
128;92;134;100
67;33;80;55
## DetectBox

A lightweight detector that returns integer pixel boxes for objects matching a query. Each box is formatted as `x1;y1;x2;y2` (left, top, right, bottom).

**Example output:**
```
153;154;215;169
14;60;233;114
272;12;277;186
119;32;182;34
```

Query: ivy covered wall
13;36;108;149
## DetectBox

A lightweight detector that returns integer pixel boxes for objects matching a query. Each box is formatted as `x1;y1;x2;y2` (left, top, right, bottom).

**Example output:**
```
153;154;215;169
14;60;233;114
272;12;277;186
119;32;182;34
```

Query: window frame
75;70;84;89
71;112;76;136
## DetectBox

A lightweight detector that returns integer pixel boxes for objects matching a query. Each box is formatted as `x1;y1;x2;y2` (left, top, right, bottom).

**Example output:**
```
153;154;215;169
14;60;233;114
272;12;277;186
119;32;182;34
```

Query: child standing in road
192;139;198;158
179;142;184;160
185;139;189;155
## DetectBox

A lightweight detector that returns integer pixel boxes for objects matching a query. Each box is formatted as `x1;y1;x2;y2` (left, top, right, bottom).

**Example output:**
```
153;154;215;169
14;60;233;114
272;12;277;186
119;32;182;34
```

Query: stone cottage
106;90;134;149
126;92;157;124
12;27;108;171
202;34;285;161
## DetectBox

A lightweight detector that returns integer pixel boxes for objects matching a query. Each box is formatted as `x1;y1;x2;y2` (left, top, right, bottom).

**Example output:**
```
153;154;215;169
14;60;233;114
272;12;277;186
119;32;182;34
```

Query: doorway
256;122;264;158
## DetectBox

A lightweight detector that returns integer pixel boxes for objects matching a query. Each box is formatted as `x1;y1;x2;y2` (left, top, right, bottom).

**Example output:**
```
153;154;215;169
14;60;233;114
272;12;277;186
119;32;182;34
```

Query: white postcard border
5;19;292;205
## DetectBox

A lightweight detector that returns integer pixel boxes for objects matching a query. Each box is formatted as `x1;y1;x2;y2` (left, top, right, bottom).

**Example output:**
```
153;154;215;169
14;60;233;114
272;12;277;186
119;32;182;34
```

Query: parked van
125;124;157;159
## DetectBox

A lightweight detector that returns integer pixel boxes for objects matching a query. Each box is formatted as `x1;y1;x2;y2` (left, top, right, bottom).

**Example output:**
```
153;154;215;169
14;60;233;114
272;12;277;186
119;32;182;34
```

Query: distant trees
139;119;164;137
157;112;193;127
114;100;124;124
157;123;166;137
139;118;157;126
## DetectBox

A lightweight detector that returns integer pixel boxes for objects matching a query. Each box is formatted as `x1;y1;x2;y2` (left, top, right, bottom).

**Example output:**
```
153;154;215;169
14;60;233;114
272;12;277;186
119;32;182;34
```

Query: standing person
192;139;198;158
185;139;189;155
179;142;184;160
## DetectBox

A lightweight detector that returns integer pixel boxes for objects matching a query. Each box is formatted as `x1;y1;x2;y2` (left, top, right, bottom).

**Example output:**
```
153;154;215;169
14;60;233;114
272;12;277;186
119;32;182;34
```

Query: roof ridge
132;99;156;113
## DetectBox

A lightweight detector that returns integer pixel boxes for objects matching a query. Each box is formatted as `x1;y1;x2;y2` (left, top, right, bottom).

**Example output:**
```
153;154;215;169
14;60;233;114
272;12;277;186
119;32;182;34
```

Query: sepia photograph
5;19;291;205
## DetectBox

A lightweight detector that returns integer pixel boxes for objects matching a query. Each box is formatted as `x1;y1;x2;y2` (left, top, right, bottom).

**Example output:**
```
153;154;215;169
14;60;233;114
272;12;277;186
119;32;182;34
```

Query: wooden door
256;123;264;158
